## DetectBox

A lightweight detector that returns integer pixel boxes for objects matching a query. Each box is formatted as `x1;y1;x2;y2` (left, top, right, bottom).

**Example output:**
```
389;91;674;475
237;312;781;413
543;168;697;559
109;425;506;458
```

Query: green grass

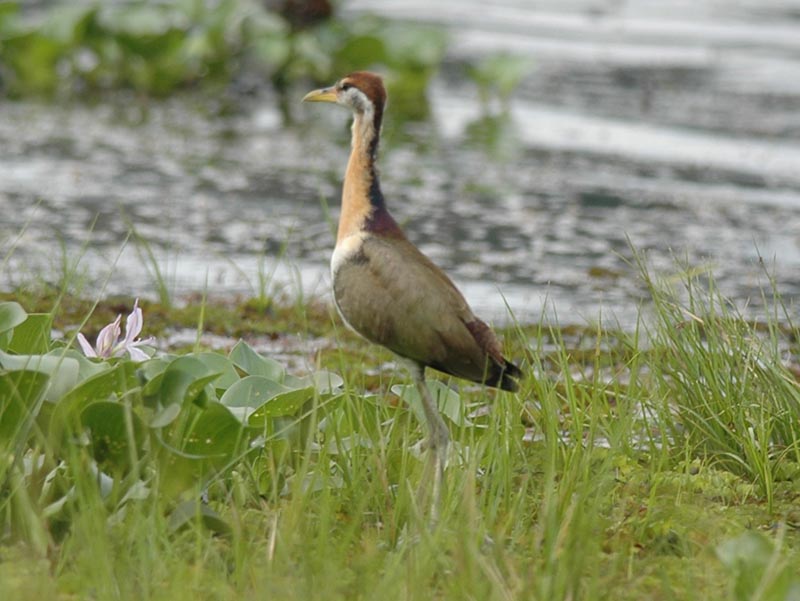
1;255;799;600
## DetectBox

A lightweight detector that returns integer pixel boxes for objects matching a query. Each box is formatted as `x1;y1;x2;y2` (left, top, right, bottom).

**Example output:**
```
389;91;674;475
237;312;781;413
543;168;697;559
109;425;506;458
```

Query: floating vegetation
0;0;447;122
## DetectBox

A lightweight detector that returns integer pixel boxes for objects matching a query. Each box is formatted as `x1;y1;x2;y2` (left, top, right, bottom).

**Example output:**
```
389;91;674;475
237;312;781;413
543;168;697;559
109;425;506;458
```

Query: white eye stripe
340;88;371;112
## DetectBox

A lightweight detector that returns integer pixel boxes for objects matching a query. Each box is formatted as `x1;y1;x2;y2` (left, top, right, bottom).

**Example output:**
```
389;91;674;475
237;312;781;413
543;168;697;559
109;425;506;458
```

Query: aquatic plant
0;252;799;598
0;0;447;116
76;298;154;360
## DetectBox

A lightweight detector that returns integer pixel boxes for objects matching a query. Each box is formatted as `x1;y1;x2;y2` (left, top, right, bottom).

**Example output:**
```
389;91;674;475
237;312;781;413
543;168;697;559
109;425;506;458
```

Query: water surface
1;1;799;326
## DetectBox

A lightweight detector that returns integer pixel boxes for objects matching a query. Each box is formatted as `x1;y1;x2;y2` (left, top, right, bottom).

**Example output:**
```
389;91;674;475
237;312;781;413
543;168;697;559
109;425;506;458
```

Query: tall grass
1;250;799;600
635;254;800;510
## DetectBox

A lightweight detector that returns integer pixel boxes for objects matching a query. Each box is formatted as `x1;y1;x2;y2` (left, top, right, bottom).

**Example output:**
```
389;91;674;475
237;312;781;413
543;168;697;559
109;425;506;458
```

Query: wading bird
303;72;521;522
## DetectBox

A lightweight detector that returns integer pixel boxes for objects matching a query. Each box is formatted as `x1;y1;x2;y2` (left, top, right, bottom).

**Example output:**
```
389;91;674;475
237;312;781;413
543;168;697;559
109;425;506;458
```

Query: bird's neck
338;109;402;243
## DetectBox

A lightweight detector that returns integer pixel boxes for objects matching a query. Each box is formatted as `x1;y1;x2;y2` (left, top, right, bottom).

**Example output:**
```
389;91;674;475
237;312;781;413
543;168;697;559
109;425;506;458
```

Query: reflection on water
1;1;799;326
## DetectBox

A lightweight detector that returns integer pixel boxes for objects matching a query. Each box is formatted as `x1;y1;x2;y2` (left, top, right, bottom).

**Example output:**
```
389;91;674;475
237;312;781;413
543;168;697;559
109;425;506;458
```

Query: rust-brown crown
338;71;387;112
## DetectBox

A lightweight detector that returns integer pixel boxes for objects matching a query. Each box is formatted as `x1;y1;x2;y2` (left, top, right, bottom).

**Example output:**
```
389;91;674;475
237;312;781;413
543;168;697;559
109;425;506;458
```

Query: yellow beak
302;86;338;103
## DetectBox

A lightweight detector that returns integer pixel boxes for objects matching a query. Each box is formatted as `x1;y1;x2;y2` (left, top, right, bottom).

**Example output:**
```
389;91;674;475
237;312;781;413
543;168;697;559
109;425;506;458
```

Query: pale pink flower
77;299;155;361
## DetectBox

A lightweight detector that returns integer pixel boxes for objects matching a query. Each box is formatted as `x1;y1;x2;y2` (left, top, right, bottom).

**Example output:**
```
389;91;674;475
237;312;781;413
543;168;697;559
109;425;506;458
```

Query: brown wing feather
333;235;521;388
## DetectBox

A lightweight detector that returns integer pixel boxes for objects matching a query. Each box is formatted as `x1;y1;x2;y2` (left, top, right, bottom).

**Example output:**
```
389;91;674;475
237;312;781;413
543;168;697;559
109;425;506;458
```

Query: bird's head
302;71;387;117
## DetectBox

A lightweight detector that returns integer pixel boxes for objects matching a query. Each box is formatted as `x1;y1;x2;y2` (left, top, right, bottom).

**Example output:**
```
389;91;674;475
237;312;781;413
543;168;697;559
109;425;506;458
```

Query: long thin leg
412;366;449;525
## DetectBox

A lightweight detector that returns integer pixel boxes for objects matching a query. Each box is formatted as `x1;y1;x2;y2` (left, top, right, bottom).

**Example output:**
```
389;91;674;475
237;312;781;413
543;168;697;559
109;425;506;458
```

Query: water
1;1;799;326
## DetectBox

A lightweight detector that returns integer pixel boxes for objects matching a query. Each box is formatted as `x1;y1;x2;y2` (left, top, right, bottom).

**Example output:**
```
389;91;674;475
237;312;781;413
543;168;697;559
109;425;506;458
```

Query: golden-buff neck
337;109;384;243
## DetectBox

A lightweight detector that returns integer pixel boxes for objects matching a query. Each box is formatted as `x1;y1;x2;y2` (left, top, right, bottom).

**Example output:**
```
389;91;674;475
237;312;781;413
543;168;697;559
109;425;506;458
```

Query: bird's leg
413;370;449;525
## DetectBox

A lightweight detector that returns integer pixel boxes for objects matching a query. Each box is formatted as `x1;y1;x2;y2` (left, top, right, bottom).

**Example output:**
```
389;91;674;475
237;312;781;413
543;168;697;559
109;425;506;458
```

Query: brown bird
303;72;522;521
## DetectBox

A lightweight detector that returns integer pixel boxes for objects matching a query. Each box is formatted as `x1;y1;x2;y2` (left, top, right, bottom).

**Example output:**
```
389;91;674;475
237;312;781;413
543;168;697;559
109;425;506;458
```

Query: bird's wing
332;235;504;382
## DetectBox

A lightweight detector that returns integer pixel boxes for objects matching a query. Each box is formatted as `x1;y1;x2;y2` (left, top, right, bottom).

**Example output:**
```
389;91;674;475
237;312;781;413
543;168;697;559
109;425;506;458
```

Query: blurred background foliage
0;0;449;119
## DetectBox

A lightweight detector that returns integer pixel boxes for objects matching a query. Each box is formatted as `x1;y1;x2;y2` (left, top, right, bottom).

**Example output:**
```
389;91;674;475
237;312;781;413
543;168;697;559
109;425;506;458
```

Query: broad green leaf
139;356;173;382
379;23;446;68
0;1;19;26
247;386;315;425
181;402;244;458
184;372;222;407
147;356;221;408
99;4;174;37
168;500;232;536
294;370;344;393
58;348;109;380
468;53;533;100
282;469;344;496
0;301;27;336
58;361;138;408
157;368;197;407
81;401;147;473
220;375;287;408
149;402;182;429
41;4;97;44
716;531;773;572
0;369;49;443
8;313;52;355
229;340;284;381
0;350;79;402
334;34;385;71
49;362;139;451
391;381;469;426
194;352;240;389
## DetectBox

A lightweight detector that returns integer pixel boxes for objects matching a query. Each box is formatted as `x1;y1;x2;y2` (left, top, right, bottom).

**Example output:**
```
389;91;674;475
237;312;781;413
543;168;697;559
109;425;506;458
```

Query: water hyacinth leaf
0;350;79;402
149;402;182;429
168;499;232;537
379;23;446;69
334;34;385;71
247;10;291;69
294;370;344;393
81;401;147;473
717;531;774;573
142;370;166;399
151;356;221;408
0;301;27;336
282;468;344;496
58;361;137;408
282;374;305;388
139;356;173;382
184;372;223;407
8;313;52;355
391;381;469;426
2;30;63;95
247;386;315;425
220;375;288;408
40;3;97;44
57;348;110;380
182;402;245;459
194;352;240;389
715;531;800;600
98;3;176;38
251;33;291;69
49;361;139;452
156;368;194;407
0;369;49;443
229;340;284;381
0;1;19;23
467;53;534;102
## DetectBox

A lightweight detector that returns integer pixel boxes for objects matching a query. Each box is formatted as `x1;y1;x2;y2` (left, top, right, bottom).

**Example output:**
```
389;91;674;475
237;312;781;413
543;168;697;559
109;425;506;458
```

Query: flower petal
122;299;144;346
95;316;122;358
76;333;97;357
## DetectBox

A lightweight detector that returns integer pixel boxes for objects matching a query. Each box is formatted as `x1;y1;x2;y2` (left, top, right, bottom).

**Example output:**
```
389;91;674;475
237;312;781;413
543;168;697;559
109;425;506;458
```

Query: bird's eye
340;82;353;91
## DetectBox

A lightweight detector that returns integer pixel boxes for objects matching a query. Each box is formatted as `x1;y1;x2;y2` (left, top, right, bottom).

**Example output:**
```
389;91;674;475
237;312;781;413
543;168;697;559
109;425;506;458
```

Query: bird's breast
331;231;369;280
